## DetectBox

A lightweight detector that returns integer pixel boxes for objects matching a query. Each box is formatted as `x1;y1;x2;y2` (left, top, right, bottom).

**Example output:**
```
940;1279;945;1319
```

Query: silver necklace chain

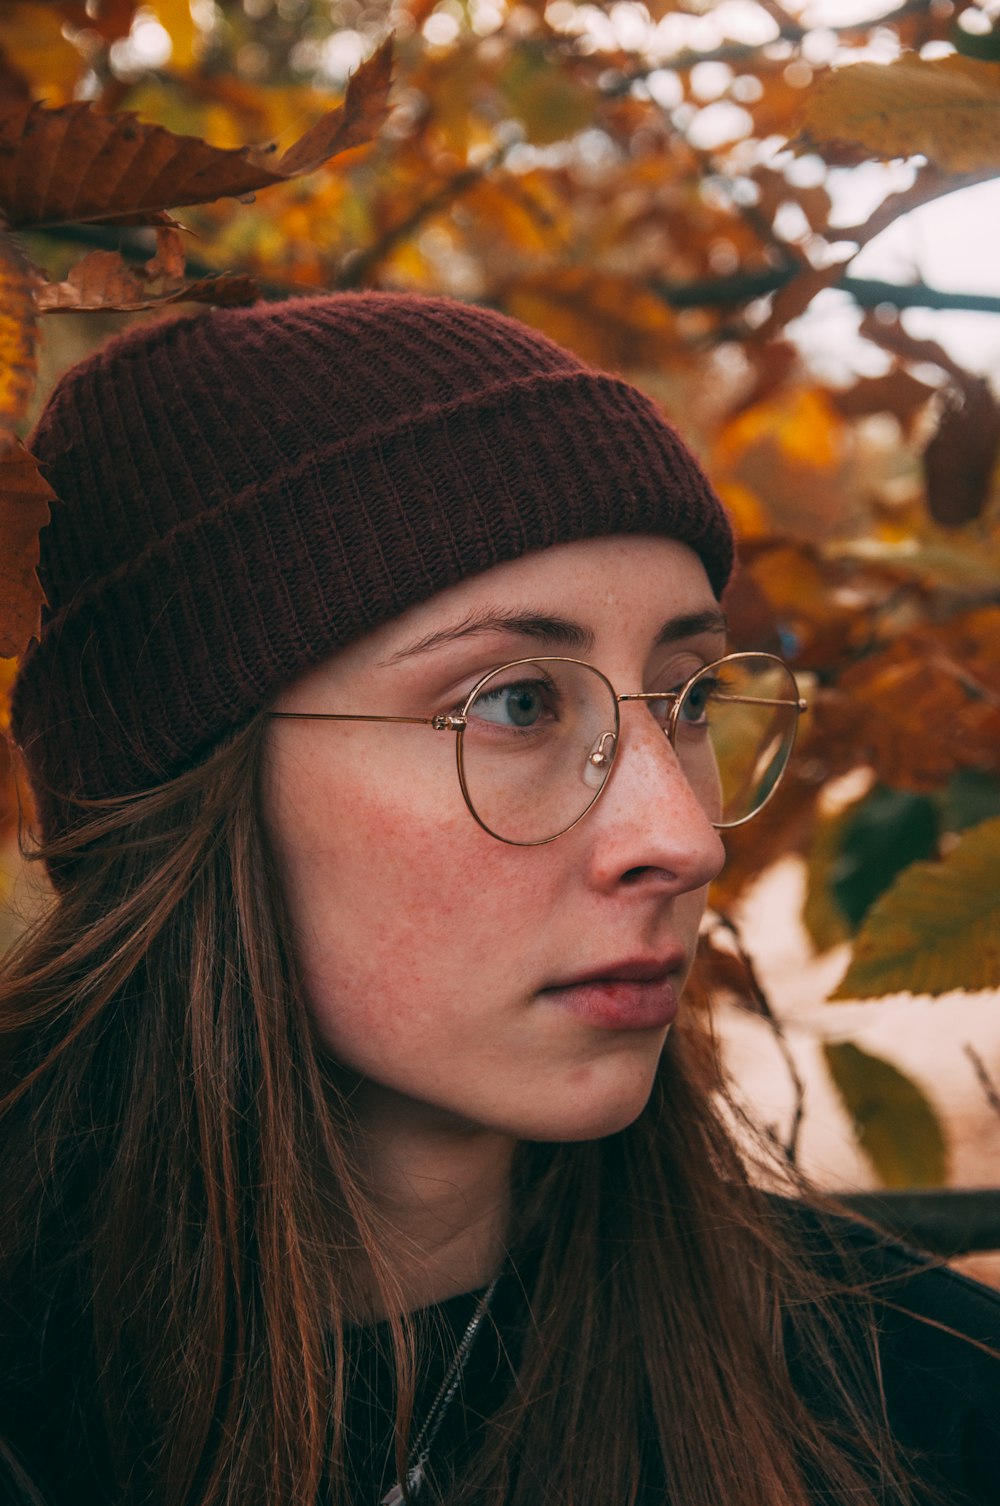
380;1274;500;1506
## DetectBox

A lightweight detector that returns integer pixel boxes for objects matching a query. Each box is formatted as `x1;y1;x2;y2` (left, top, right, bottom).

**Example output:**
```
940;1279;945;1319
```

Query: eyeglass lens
456;655;800;845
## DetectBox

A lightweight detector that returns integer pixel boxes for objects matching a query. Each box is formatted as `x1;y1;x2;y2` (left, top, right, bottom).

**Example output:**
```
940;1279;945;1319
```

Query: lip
539;953;684;1031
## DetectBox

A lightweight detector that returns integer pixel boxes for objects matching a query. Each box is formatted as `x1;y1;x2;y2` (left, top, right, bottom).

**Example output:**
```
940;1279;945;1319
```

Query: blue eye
469;678;554;729
679;675;721;725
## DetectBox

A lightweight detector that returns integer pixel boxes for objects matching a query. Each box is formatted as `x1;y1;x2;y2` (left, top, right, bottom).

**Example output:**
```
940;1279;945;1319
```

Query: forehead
355;535;718;661
272;536;723;712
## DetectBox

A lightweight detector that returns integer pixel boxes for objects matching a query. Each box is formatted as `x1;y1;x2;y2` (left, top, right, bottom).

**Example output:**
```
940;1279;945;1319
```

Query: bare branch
710;911;806;1166
964;1043;1000;1124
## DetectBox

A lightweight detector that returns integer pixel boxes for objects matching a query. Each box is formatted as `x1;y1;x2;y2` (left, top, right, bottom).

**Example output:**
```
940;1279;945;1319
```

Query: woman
1;293;997;1506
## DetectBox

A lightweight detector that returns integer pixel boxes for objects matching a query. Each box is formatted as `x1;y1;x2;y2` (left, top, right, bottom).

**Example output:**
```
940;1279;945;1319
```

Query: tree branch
964;1043;1000;1124
711;911;806;1165
34;226;1000;317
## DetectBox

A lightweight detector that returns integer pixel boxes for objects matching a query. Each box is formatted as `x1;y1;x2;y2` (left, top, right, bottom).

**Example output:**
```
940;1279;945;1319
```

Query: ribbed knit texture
11;291;734;845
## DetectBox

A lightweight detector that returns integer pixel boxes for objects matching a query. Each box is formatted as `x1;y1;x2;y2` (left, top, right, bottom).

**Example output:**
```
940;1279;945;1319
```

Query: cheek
264;743;536;1064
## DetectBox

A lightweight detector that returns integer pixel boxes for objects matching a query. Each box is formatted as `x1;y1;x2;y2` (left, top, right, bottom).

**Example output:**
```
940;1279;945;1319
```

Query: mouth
539;954;685;1031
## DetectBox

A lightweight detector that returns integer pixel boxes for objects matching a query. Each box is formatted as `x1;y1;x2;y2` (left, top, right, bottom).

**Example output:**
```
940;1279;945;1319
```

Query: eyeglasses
268;651;807;847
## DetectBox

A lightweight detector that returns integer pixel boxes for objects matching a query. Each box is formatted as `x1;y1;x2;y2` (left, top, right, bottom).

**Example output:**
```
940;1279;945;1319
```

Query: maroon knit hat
11;291;734;845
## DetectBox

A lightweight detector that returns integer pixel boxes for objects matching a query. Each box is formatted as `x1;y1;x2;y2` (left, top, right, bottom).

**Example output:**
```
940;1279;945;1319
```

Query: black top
342;1205;1000;1506
4;1203;1000;1505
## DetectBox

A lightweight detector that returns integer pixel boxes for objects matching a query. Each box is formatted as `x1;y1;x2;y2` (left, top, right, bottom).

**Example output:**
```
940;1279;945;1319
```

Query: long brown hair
0;712;927;1506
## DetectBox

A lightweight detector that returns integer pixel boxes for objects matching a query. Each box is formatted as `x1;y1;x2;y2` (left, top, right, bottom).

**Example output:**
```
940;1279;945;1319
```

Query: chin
514;1072;658;1144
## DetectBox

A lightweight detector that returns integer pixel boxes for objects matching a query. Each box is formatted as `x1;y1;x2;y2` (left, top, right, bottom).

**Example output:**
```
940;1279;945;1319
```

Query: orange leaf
0;224;36;441
0;438;53;659
0;36;393;229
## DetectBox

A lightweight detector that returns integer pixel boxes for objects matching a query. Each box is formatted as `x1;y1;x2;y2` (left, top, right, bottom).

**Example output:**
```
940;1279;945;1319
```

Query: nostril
620;864;677;887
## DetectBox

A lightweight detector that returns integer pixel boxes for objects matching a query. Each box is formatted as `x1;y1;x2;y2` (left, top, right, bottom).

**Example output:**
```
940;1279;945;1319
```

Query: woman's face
263;536;726;1145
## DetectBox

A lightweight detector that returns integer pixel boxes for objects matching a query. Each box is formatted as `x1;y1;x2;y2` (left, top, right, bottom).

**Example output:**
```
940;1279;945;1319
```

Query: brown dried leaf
0;223;36;440
859;310;967;384
831;611;1000;791
0;36;393;229
0;438;53;658
34;248;259;312
276;36;393;173
923;376;1000;527
831;367;937;434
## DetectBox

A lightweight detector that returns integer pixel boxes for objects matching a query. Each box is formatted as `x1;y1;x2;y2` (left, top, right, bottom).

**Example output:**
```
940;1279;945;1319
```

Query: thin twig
963;1043;1000;1124
711;911;806;1165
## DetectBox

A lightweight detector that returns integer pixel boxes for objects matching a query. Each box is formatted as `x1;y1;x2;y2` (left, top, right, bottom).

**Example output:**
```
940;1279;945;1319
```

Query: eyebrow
382;606;728;664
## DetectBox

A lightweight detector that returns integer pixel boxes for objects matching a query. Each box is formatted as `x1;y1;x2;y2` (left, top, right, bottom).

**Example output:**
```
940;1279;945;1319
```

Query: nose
582;703;726;894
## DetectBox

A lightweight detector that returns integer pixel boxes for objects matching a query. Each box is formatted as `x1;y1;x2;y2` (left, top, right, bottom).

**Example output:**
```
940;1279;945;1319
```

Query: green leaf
939;769;1000;834
830;816;1000;999
823;1042;949;1189
953;20;1000;65
831;787;939;932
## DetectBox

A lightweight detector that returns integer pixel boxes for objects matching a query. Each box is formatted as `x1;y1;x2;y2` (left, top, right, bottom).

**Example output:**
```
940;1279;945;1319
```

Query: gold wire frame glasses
268;651;807;847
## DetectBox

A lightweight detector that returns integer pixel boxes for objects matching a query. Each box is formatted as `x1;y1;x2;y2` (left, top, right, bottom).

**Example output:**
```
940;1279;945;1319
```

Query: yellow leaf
804;55;1000;174
823;1042;948;1188
831;816;1000;999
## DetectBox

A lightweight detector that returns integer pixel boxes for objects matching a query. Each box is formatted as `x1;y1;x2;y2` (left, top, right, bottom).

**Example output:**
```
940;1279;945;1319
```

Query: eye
678;673;722;726
466;675;559;730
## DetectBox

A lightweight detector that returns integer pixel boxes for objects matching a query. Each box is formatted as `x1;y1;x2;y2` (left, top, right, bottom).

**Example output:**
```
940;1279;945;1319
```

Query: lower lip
540;977;679;1031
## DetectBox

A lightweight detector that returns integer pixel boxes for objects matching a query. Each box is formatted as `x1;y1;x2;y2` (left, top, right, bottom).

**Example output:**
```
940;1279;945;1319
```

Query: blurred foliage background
2;0;1000;1201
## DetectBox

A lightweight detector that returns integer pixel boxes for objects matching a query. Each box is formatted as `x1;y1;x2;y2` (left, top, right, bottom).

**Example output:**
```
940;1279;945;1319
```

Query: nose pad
584;730;617;788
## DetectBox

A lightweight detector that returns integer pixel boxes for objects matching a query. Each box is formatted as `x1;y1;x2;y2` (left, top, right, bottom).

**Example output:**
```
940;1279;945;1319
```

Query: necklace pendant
381;1461;424;1506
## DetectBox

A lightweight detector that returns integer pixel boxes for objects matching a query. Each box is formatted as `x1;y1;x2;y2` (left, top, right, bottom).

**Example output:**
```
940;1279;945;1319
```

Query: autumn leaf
831;366;936;435
32;238;260;312
823;1042;948;1187
923;375;1000;526
0;438;54;658
830;815;1000;999
803;54;1000;174
29;219;260;311
826;609;1000;792
0;225;37;441
0;36;394;229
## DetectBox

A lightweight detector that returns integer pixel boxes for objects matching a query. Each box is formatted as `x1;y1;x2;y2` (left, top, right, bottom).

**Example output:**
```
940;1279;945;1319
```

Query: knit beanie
11;291;734;846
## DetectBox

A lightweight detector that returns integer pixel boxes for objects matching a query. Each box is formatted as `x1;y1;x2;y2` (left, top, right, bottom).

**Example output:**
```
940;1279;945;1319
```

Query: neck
347;1088;516;1317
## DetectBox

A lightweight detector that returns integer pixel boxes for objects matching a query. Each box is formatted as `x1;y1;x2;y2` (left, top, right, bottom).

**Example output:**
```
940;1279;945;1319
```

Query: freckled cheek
268;757;535;1055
